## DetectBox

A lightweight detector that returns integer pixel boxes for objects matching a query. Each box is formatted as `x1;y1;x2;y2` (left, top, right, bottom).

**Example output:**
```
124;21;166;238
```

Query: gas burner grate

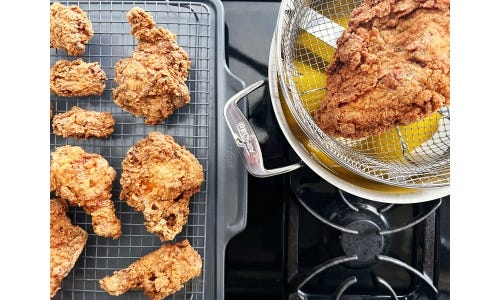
286;169;441;300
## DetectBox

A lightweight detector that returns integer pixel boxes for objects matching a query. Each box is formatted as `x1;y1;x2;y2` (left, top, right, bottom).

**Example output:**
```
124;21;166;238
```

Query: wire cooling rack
50;1;212;299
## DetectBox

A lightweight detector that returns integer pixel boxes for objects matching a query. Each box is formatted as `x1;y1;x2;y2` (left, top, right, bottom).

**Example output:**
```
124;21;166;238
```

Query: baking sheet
50;1;213;298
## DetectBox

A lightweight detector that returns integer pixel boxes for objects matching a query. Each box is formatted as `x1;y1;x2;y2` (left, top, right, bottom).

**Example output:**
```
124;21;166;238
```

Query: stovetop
222;1;450;299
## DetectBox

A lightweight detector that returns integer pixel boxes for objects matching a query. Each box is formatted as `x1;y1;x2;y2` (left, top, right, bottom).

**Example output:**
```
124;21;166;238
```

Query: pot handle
223;79;303;177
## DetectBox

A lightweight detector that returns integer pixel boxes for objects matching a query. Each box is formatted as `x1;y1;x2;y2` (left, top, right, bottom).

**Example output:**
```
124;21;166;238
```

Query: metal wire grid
276;0;450;188
290;0;361;111
50;1;212;299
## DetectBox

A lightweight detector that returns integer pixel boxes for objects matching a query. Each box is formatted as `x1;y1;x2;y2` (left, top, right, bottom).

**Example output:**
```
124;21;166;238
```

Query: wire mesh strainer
275;0;450;188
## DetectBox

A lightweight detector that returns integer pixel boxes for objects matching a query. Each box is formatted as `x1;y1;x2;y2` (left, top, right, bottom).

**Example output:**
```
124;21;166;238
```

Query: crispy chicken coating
313;0;450;139
50;2;94;56
52;106;115;139
50;145;121;239
50;198;88;298
120;132;204;241
99;239;202;300
50;59;107;97
113;7;191;124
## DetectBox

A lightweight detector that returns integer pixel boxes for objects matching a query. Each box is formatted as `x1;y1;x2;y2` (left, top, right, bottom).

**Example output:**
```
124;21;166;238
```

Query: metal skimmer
275;0;450;188
50;1;212;298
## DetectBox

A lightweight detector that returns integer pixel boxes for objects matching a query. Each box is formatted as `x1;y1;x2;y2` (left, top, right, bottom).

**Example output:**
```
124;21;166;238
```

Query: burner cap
341;220;386;267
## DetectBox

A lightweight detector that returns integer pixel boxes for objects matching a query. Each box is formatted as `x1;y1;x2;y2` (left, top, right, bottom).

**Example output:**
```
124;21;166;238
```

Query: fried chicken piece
113;7;191;124
120;132;204;241
313;0;450;139
52;106;115;139
50;59;107;97
50;198;88;298
99;239;202;300
50;145;121;239
50;2;94;56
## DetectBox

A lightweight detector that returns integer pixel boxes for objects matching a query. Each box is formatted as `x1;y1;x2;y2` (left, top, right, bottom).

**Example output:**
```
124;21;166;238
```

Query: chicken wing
99;239;202;300
113;7;191;124
50;198;88;298
50;145;121;239
120;132;204;241
50;59;107;97
50;2;93;56
52;106;115;139
313;0;450;139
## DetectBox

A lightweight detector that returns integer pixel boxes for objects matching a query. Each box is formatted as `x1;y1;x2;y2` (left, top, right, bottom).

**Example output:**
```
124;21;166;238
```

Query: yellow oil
315;0;358;25
294;10;350;63
296;31;336;65
293;15;349;111
401;114;442;152
292;61;326;113
355;113;442;161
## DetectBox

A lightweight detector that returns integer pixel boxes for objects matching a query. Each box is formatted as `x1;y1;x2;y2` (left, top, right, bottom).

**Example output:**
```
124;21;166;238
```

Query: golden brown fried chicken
314;0;450;139
52;106;115;139
113;7;191;124
50;198;88;298
120;132;204;241
99;239;202;300
50;59;107;97
50;145;121;239
50;2;94;56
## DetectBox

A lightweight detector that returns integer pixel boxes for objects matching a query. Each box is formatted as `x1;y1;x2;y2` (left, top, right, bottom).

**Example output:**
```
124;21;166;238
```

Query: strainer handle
223;79;304;177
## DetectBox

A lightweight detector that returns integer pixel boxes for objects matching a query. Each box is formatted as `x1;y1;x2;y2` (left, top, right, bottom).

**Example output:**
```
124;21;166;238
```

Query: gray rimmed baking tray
50;1;246;299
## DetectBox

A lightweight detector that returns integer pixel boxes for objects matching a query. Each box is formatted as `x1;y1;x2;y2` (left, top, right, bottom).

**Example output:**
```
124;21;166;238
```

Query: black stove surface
286;168;444;299
222;1;450;299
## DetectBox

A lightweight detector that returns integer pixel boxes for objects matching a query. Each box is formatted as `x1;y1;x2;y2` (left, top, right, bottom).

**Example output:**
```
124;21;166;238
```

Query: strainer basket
275;0;450;189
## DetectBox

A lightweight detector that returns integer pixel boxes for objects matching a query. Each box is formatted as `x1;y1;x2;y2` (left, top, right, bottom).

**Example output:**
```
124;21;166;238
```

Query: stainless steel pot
224;33;450;204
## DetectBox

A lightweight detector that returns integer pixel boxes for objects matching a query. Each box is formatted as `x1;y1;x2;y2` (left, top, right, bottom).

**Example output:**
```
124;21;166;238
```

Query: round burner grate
340;220;386;267
288;168;442;299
